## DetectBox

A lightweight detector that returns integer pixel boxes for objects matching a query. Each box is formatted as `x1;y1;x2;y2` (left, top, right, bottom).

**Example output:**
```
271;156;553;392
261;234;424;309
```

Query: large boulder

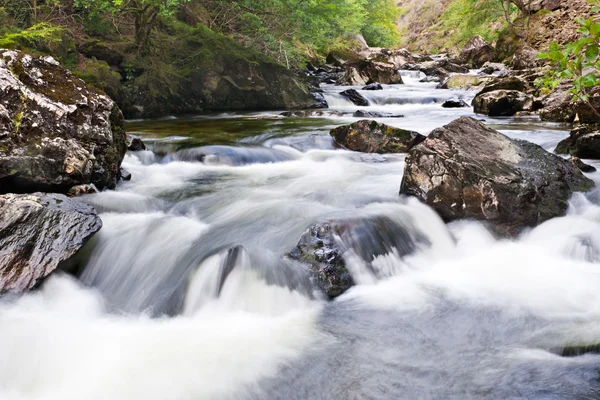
340;89;369;106
404;60;469;77
337;60;403;86
437;74;492;90
330;120;425;153
555;126;600;159
539;84;577;122
472;90;534;116
400;117;594;235
476;76;532;96
0;193;102;293
512;46;546;70
0;50;127;193
459;35;495;68
288;216;427;298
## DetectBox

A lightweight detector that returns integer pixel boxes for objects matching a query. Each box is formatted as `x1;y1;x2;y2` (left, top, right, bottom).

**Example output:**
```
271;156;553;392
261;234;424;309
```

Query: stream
2;73;600;399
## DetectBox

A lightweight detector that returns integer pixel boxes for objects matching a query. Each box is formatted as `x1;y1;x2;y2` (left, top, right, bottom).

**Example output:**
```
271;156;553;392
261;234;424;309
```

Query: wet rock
127;135;147;152
330;120;425;153
442;99;470;108
67;183;99;197
476;76;532;96
420;76;442;83
362;82;383;90
353;110;383;118
281;110;325;117
404;60;469;77
311;92;329;108
459;35;495;68
437;74;492;90
560;343;600;357
400;117;594;235
472;90;534;116
555;126;600;159
340;89;369;106
0;50;127;194
0;193;102;292
288;216;426;298
119;167;132;181
480;62;508;75
570;157;596;173
337;60;403;86
512;46;546;70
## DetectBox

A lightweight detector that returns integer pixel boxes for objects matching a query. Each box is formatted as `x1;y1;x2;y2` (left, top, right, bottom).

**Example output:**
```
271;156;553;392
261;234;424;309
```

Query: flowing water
2;74;600;399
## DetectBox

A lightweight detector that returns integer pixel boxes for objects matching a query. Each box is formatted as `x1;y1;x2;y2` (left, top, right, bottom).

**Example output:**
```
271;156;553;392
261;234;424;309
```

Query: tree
536;0;600;120
498;0;533;41
75;0;189;50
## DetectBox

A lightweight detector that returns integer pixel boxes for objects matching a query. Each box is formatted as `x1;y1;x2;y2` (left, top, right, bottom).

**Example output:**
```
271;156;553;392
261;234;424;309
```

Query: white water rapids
2;74;600;399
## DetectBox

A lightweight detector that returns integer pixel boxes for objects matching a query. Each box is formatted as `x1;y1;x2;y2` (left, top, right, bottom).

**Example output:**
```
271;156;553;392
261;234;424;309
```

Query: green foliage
536;0;600;115
438;0;506;48
0;22;63;49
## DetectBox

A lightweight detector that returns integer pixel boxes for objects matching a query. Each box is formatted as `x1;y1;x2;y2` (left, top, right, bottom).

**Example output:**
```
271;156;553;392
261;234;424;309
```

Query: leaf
582;72;598;87
586;44;599;61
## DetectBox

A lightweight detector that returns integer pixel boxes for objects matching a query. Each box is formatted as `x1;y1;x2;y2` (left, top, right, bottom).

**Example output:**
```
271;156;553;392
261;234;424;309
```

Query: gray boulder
0;50;127;194
337;60;403;86
459;35;495;68
0;193;102;293
331;120;425;153
472;90;534;116
555;126;600;159
400;117;594;235
288;216;427;298
340;89;369;106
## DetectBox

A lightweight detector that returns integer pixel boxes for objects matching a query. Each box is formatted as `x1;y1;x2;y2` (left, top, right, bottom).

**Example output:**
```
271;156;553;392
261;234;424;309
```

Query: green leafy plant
0;22;63;48
536;0;600;119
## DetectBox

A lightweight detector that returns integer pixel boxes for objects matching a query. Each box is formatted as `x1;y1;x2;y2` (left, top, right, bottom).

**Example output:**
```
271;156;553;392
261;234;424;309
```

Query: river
1;73;600;399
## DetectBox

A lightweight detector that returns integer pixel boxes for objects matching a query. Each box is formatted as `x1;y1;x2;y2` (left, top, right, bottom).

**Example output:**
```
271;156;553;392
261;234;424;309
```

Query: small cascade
173;145;299;166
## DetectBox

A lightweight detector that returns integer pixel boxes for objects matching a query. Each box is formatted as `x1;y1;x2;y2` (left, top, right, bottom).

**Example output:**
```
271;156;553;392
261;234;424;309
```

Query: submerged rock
331;120;425;153
555;126;600;159
570;157;596;173
0;193;102;292
442;99;470;108
362;82;383;90
400;117;594;235
127;135;147;151
67;183;99;197
340;89;369;106
0;50;127;193
337;60;403;86
459;35;495;68
472;90;534;116
288;216;426;298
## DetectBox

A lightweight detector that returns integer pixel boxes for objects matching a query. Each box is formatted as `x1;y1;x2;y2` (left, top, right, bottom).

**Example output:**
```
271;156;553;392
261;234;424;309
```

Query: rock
555;126;600;159
78;40;124;66
575;88;600;124
288;216;426;298
337;60;403;86
0;50;127;193
127;135;147;151
442;99;470;108
480;62;507;75
400;117;594;235
437;74;491;90
280;110;326;117
530;0;562;12
340;89;369;106
459;35;495;68
352;110;404;118
476;76;532;96
353;110;383;118
404;60;469;77
560;343;600;357
512;46;546;70
0;193;102;292
67;183;99;197
539;84;577;122
420;76;441;83
330;120;425;153
472;90;534;116
362;82;383;90
311;92;329;108
571;157;596;173
119;167;132;181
